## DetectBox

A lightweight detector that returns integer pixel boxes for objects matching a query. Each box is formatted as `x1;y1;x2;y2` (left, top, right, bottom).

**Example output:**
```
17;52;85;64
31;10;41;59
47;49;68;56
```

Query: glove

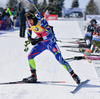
28;35;43;45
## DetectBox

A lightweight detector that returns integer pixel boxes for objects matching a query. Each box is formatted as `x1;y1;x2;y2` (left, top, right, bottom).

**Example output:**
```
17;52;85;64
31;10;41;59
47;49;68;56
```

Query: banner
86;15;100;22
45;14;57;20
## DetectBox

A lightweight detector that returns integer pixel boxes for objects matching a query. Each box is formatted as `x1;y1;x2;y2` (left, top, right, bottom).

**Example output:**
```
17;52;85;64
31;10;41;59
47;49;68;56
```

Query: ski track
0;20;100;99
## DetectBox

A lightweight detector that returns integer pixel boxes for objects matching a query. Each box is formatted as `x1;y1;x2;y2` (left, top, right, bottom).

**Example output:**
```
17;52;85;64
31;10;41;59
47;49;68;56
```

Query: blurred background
0;0;100;30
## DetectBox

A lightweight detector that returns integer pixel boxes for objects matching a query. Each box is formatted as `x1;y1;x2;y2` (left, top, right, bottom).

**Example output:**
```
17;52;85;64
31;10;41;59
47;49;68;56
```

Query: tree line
3;0;100;17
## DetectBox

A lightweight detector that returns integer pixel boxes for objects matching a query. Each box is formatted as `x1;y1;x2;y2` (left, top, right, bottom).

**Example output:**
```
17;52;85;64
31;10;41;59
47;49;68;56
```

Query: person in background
80;25;100;53
44;10;50;20
92;25;100;52
0;12;2;20
22;10;81;85
5;8;12;16
79;19;98;48
19;8;26;38
2;9;6;19
85;19;98;45
13;10;17;26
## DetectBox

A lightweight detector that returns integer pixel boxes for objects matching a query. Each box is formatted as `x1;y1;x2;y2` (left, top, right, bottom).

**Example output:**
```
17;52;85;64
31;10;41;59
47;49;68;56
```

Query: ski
63;41;85;44
71;38;84;41
57;39;85;44
0;80;66;85
71;79;90;94
66;49;100;56
60;45;90;48
65;56;100;60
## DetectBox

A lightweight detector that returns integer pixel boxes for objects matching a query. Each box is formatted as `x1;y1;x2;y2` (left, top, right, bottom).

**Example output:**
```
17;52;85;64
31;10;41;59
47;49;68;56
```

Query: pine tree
85;0;99;15
39;0;47;13
96;0;100;14
71;0;79;8
18;0;30;10
47;0;65;17
49;0;53;2
6;0;18;10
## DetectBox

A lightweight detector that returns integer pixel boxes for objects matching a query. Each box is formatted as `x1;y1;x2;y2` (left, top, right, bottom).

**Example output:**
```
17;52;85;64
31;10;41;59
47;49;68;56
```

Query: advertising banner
86;15;100;22
45;14;57;20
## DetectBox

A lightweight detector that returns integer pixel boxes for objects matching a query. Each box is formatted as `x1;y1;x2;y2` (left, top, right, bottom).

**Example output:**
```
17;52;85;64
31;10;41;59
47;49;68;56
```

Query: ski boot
23;70;37;83
70;70;81;85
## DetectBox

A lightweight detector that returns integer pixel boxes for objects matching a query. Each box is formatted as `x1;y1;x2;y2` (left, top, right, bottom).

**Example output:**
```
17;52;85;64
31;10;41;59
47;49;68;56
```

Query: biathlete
80;25;100;53
79;19;98;48
23;10;80;84
92;25;100;52
79;19;99;52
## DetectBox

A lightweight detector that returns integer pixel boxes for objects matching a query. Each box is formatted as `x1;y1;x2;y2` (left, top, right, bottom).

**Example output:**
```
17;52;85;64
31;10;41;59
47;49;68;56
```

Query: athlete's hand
28;35;43;45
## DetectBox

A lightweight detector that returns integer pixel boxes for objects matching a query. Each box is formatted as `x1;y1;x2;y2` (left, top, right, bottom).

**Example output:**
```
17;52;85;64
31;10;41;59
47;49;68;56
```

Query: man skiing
79;19;98;48
85;19;98;44
79;19;99;52
44;10;50;20
81;25;100;53
23;10;80;84
92;25;100;52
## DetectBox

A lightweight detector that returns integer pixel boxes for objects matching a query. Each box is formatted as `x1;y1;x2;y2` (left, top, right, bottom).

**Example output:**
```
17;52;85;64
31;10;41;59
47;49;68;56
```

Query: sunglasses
92;22;97;25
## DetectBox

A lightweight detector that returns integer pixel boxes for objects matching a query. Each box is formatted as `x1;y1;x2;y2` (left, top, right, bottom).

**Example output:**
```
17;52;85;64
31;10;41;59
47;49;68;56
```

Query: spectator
0;12;2;20
2;9;6;19
19;8;26;38
44;10;50;20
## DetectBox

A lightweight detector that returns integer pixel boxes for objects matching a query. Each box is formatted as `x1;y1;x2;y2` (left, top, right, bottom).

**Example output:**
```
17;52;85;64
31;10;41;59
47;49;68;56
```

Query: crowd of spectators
0;7;19;29
0;7;26;38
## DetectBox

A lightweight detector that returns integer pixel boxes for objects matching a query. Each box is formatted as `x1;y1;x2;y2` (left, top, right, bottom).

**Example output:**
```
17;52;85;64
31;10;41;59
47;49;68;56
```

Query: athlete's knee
55;53;64;64
28;54;32;59
28;53;35;59
55;53;60;60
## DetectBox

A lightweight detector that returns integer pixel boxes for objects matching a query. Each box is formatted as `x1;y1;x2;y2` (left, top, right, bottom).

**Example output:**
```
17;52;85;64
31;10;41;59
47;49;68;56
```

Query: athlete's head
90;19;97;27
25;10;38;26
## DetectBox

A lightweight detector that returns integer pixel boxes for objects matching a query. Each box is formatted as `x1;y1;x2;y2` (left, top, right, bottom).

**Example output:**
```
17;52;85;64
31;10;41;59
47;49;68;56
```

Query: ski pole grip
28;0;35;3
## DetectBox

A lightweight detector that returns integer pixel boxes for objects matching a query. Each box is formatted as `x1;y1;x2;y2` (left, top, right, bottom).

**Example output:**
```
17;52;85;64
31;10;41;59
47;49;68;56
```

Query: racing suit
27;18;72;73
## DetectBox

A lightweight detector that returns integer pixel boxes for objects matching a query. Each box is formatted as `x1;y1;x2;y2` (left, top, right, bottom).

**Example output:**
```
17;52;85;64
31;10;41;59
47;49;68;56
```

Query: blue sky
39;0;91;8
1;0;90;9
64;0;90;8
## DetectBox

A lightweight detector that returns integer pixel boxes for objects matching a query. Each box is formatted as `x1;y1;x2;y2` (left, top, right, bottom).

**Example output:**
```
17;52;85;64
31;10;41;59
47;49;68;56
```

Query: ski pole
79;49;91;63
83;53;91;63
28;0;39;12
28;0;43;18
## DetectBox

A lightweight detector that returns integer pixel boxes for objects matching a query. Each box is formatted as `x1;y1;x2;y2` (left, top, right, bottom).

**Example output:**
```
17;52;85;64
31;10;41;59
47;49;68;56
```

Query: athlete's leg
49;42;72;72
48;42;80;84
23;42;46;82
28;42;46;70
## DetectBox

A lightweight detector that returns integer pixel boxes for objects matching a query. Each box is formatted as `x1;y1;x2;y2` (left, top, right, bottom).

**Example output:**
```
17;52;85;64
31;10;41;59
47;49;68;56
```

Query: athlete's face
27;19;34;26
93;24;96;27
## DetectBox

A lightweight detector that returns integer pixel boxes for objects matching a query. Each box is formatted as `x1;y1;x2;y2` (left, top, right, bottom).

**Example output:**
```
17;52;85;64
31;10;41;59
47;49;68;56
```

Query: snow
0;19;100;99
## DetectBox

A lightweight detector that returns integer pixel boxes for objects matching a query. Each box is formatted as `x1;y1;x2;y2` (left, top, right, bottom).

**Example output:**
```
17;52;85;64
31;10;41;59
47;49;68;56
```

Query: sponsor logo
86;15;100;21
52;47;58;52
44;14;57;20
35;27;39;31
48;16;57;20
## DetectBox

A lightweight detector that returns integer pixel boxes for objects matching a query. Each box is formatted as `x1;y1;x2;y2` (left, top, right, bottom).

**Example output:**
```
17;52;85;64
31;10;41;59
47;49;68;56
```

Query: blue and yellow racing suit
27;18;72;73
